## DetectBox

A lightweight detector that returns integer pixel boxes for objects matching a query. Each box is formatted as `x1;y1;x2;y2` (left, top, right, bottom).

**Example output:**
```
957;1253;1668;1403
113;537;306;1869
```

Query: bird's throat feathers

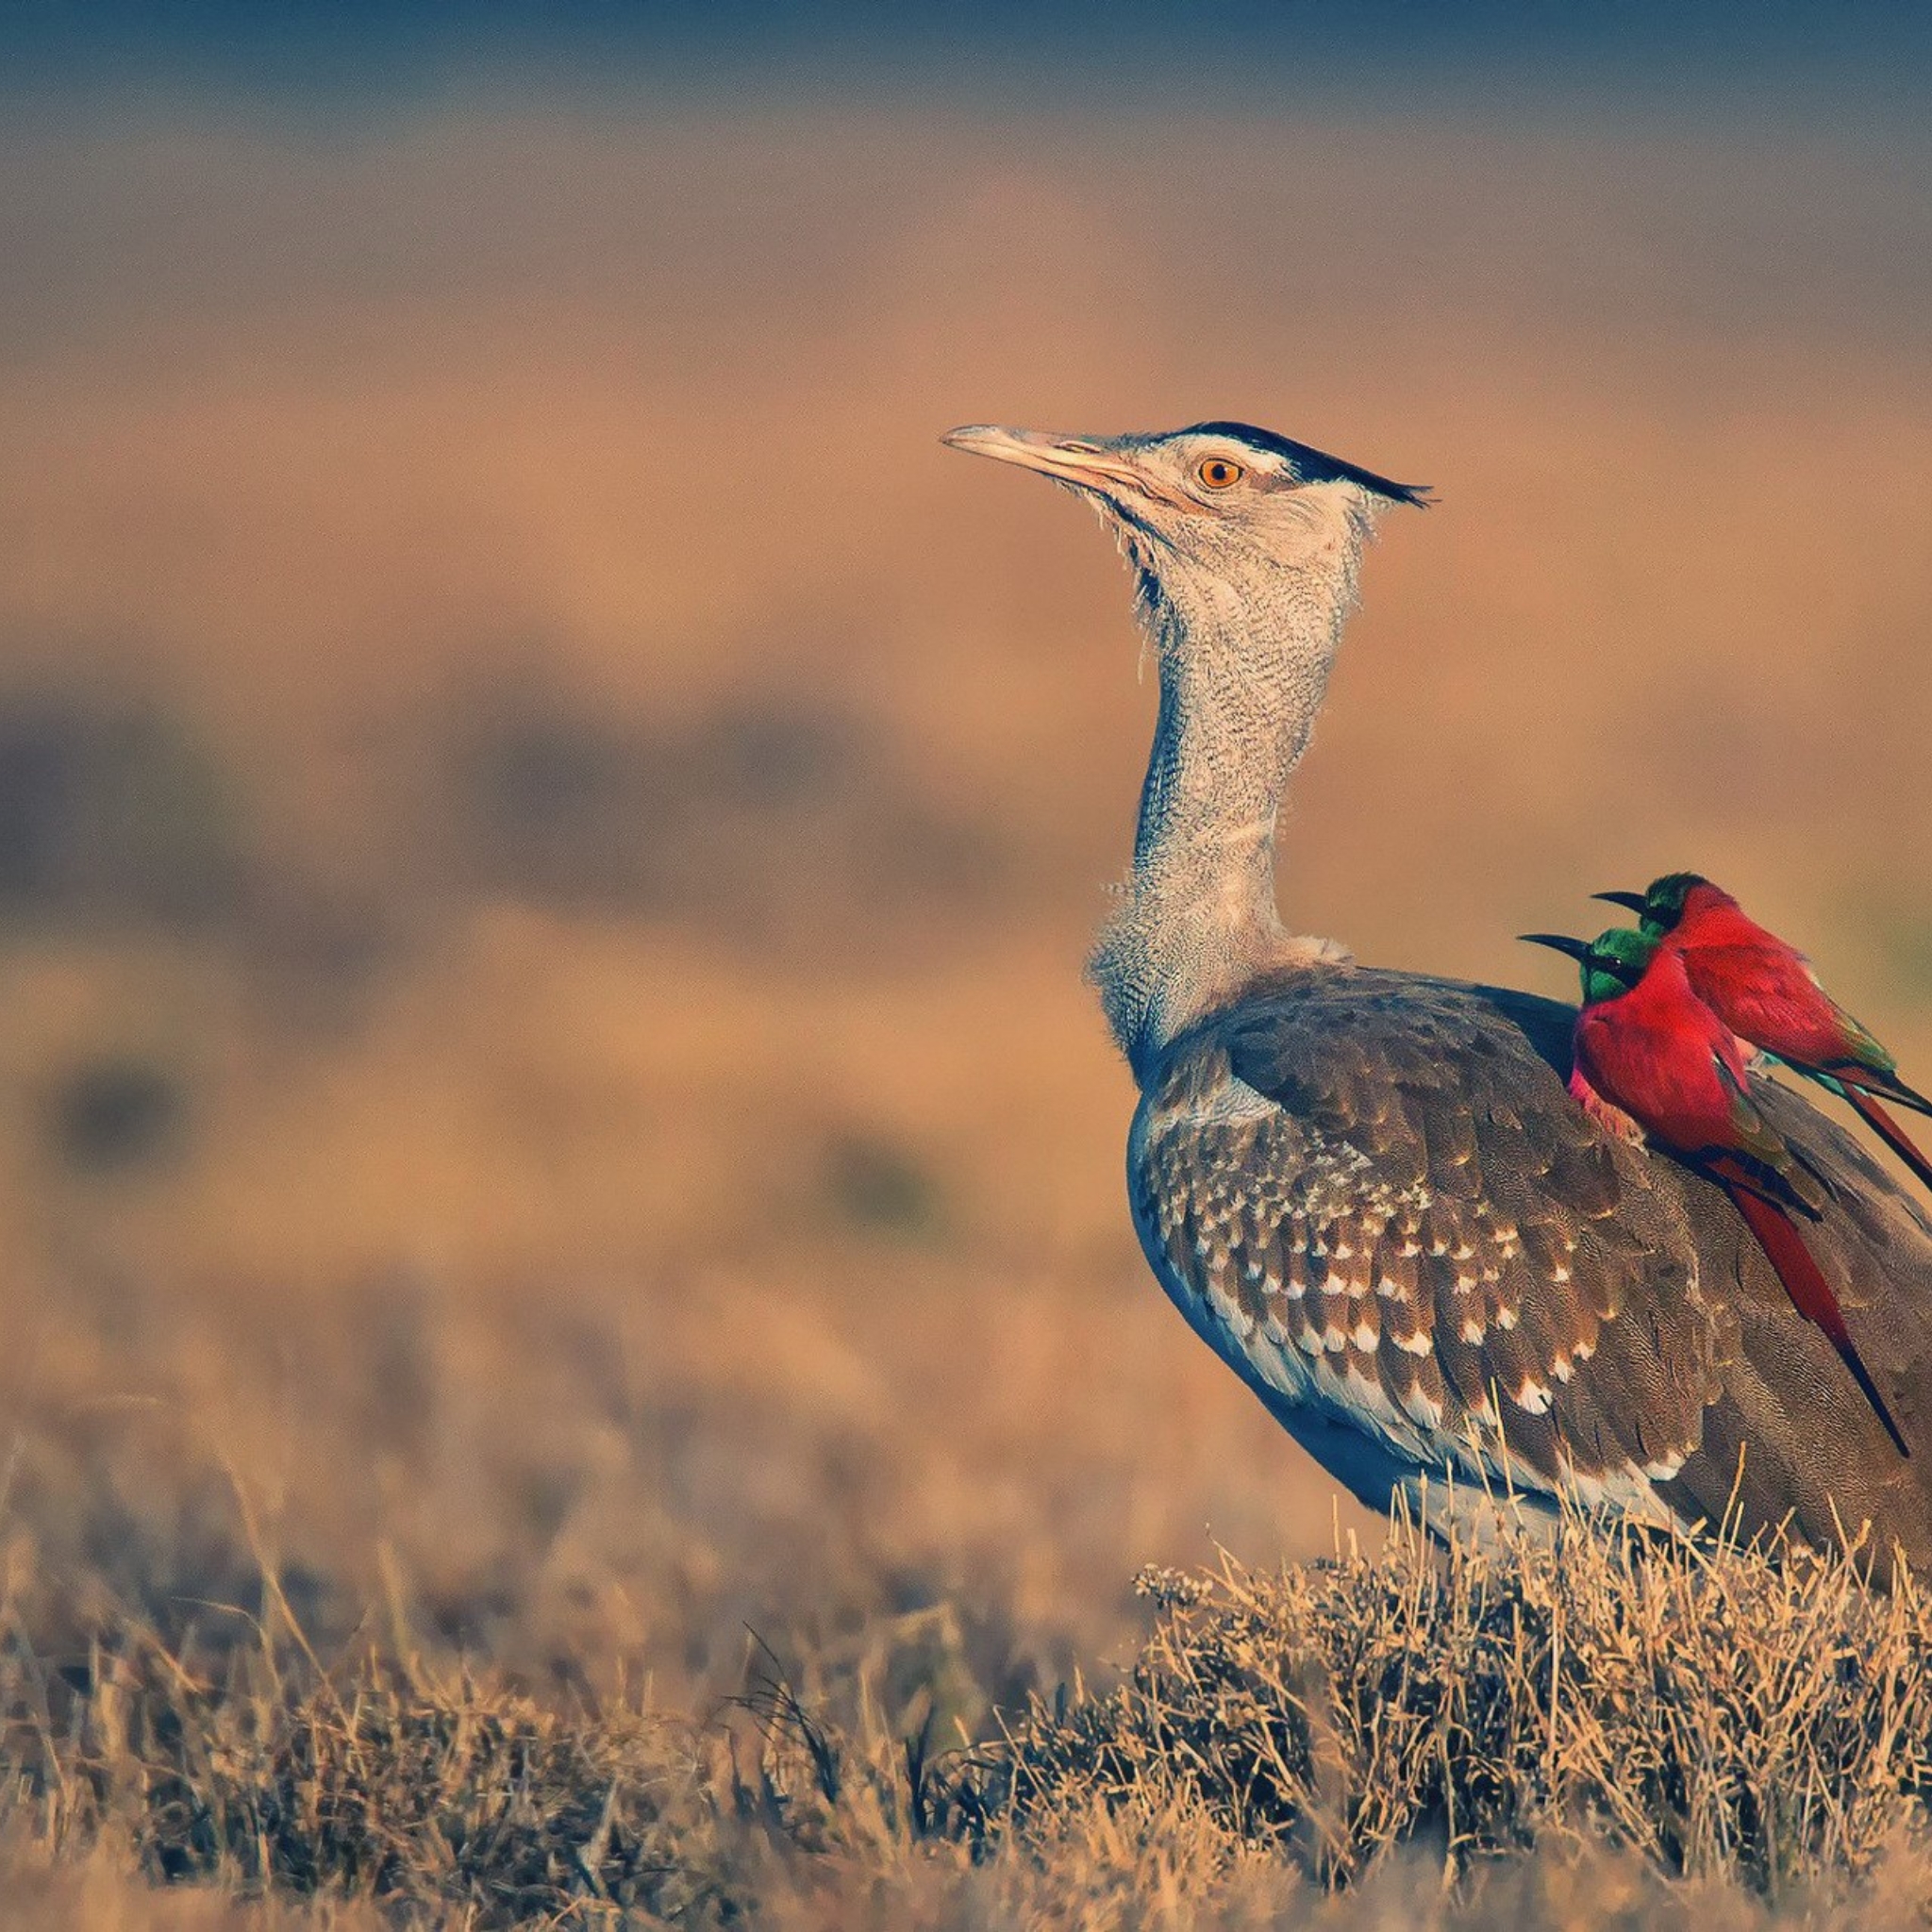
1090;497;1374;1082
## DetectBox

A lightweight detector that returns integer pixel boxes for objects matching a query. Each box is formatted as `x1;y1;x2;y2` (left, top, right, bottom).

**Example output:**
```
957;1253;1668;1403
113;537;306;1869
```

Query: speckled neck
1090;497;1371;1085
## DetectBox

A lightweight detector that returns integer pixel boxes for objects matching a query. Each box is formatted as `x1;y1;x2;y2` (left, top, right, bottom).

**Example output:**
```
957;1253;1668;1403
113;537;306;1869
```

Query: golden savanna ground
0;101;1930;1923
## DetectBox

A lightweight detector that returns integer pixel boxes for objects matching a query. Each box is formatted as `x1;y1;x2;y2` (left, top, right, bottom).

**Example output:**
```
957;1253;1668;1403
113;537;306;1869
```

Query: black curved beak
1592;891;1650;916
1518;932;1593;962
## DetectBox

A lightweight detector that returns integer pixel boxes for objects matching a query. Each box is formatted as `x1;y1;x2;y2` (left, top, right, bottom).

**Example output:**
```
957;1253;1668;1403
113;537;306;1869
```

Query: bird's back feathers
1132;965;1932;1575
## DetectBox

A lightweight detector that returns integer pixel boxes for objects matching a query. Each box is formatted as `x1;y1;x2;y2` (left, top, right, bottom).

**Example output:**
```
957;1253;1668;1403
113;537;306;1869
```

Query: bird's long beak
1518;933;1593;963
941;425;1178;506
1592;891;1650;915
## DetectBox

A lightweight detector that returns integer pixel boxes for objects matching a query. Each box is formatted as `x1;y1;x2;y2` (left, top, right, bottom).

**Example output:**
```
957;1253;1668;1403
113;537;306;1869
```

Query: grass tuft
5;1644;737;1923
984;1520;1932;1899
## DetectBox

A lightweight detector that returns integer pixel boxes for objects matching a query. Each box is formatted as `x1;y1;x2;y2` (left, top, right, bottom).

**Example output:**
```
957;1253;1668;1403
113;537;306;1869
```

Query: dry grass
1007;1527;1932;1893
3;1515;1932;1927
0;97;1928;1924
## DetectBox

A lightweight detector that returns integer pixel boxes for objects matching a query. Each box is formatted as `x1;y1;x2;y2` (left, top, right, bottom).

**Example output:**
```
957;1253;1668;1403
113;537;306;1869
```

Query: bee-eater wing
1820;992;1915;1079
1711;1052;1831;1216
1824;1052;1932;1119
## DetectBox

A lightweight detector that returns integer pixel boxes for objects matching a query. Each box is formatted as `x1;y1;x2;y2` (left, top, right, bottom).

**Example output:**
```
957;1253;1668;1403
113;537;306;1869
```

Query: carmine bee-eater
1597;873;1932;1195
1521;925;1909;1456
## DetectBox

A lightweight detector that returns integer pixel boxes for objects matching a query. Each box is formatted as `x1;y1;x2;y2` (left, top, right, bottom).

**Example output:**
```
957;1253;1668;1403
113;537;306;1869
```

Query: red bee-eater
1597;873;1932;1195
1522;925;1909;1456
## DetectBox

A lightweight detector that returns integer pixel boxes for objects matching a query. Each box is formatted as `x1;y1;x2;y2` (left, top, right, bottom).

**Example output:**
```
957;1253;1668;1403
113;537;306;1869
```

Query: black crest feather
1182;422;1432;508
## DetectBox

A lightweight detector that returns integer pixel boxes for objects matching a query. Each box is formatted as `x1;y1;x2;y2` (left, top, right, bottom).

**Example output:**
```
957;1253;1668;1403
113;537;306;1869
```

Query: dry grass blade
733;1629;843;1809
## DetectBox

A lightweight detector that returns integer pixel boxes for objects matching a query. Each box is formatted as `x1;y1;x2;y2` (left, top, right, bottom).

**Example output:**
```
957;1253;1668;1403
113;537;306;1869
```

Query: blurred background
2;2;1930;1728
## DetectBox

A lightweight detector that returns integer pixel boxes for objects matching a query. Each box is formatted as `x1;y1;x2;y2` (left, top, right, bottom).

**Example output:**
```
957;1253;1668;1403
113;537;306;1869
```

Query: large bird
944;420;1932;1575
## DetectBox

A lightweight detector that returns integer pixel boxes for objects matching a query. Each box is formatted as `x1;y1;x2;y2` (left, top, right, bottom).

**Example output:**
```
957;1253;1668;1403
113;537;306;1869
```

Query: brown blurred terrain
0;101;1930;1921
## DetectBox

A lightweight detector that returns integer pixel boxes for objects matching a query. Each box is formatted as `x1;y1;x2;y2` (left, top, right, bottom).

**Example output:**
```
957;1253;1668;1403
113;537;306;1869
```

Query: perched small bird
1598;874;1932;1194
1523;926;1907;1455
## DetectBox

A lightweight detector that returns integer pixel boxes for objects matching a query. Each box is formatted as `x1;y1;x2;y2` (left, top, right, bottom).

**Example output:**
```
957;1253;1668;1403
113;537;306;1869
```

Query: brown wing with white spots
1131;970;1731;1523
1134;966;1932;1573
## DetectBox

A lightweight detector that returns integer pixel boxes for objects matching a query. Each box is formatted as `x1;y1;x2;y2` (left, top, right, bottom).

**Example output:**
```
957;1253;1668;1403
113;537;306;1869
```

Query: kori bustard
944;420;1932;1574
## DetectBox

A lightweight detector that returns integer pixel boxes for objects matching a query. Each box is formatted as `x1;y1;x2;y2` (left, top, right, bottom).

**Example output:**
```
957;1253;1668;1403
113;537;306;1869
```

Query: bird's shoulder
1155;966;1605;1190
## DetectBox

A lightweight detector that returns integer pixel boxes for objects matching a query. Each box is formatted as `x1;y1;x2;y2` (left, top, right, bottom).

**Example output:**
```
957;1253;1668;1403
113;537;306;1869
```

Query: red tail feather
1839;1064;1932;1121
1848;1090;1932;1194
1727;1183;1909;1456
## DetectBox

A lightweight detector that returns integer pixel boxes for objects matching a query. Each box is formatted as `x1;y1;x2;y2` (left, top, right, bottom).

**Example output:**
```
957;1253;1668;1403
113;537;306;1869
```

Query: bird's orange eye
1196;457;1244;490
